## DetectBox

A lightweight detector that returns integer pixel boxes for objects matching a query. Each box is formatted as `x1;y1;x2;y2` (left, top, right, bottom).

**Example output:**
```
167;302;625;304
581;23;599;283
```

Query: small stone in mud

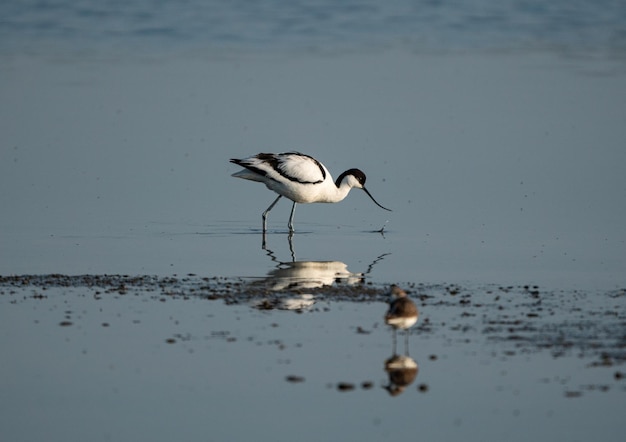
165;338;176;344
356;326;370;334
361;381;374;390
429;354;438;361
59;321;72;327
565;391;582;398
337;382;355;392
418;383;429;393
286;375;305;383
615;371;624;380
102;322;110;327
257;300;275;310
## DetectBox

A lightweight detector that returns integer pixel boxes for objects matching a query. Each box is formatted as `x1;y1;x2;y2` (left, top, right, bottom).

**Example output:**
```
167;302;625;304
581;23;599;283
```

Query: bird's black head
335;168;366;187
335;168;392;211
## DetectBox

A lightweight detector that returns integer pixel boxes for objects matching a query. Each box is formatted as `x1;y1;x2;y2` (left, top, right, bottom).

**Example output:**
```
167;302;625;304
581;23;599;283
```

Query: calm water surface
2;0;625;55
1;51;624;289
1;1;625;441
1;282;625;442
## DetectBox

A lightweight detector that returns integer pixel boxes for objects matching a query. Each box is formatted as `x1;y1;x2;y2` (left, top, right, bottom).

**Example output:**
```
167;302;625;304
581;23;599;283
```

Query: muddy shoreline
3;273;625;372
3;272;626;442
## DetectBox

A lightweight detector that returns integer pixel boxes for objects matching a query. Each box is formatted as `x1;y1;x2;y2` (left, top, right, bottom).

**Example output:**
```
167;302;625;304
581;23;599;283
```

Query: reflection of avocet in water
251;259;369;311
254;261;364;310
267;261;364;291
250;238;389;311
383;285;419;396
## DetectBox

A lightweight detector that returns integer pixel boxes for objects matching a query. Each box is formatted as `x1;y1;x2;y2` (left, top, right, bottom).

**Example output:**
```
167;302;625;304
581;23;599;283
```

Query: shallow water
1;277;625;441
1;51;625;289
1;1;626;441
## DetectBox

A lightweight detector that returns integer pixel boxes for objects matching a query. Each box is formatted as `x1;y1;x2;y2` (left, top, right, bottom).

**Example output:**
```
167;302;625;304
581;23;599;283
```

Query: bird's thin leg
391;328;398;356
404;330;410;356
287;202;297;232
262;195;282;232
287;231;296;262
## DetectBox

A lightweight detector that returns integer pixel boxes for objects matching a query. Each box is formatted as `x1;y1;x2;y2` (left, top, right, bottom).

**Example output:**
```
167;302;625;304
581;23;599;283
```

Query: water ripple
1;0;625;55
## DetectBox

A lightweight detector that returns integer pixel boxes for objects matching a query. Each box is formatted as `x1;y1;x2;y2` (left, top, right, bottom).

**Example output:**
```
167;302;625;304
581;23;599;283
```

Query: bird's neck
319;180;352;203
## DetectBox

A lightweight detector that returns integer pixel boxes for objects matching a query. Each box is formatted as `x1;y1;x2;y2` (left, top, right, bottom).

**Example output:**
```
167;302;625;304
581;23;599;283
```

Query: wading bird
385;285;419;355
230;152;391;232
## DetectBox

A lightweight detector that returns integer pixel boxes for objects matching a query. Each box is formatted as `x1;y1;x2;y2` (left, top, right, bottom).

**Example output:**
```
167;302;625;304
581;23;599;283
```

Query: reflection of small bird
385;285;419;355
384;354;419;396
230;152;391;232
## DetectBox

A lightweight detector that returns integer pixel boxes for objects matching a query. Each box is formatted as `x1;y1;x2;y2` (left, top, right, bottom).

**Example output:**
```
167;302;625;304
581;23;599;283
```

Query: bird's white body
231;153;353;204
385;311;419;330
230;152;390;232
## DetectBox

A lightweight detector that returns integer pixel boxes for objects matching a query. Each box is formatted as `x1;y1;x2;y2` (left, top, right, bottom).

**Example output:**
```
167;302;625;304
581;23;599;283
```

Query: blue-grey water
2;51;624;289
1;0;626;55
1;1;625;442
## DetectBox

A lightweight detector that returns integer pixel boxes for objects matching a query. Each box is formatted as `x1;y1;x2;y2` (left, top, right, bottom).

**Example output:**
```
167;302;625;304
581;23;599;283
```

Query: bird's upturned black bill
363;187;392;212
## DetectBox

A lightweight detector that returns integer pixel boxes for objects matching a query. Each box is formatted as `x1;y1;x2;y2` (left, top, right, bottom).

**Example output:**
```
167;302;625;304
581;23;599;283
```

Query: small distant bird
230;152;391;232
385;285;419;355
